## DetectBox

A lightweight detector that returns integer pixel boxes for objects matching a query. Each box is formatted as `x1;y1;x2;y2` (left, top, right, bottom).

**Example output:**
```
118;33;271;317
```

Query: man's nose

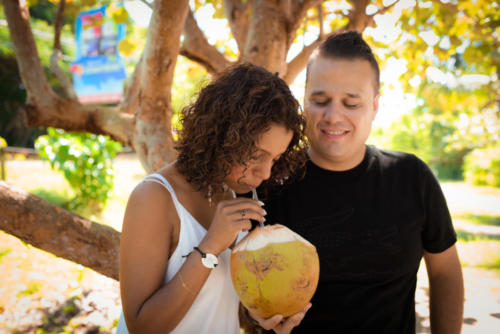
323;102;343;122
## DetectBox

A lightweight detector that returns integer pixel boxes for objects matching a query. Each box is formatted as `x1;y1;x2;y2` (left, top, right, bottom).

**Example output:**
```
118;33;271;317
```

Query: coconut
230;224;319;318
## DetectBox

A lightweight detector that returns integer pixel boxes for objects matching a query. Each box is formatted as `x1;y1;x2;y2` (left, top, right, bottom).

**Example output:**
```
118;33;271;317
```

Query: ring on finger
241;210;246;218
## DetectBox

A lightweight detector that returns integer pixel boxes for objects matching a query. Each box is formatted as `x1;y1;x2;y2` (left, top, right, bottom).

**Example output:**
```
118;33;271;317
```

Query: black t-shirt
262;145;456;333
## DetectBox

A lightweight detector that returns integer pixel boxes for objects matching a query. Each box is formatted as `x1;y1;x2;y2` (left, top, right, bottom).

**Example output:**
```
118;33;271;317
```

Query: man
262;31;464;333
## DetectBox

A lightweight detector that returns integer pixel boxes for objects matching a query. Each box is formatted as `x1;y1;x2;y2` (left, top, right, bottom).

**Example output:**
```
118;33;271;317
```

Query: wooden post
0;147;5;180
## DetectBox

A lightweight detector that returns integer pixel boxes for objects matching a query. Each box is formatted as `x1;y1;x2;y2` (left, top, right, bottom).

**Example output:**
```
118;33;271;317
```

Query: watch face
201;253;219;268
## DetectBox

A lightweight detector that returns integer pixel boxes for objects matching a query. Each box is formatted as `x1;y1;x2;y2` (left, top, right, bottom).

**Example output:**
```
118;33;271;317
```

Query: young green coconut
230;223;320;319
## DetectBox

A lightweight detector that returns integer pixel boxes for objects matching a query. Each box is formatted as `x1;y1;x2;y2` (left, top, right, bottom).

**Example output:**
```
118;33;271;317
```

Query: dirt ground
0;156;499;333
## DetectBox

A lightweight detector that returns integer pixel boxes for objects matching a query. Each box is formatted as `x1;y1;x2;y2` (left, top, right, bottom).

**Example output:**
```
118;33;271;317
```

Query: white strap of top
143;173;182;207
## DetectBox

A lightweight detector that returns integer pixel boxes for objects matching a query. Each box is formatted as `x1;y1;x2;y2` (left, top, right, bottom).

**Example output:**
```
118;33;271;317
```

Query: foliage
0;8;72;147
463;144;500;188
384;0;499;90
0;52;47;147
371;75;498;181
34;128;122;212
371;107;466;180
171;56;209;137
31;188;74;210
366;1;498;180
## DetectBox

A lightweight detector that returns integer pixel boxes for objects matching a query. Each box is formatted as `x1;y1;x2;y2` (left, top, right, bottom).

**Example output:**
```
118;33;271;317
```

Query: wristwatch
193;246;218;268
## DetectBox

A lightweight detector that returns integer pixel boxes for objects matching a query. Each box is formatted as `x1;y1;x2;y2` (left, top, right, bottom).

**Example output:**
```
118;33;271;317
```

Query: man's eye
345;103;358;109
313;99;329;106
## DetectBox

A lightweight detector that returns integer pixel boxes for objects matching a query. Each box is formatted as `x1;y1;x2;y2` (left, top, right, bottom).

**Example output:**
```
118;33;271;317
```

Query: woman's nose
254;160;273;181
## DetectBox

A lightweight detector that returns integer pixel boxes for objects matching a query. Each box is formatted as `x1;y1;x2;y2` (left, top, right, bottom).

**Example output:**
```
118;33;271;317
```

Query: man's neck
307;145;367;171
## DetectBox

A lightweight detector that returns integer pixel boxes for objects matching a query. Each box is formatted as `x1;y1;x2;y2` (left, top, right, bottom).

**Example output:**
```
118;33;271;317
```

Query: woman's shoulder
131;163;178;195
125;164;182;219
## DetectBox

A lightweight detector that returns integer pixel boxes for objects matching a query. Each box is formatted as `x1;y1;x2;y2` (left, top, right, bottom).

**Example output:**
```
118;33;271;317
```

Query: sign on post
71;6;127;104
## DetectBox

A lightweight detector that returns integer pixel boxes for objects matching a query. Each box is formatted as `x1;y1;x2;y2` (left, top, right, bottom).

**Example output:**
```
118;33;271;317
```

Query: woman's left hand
249;303;312;334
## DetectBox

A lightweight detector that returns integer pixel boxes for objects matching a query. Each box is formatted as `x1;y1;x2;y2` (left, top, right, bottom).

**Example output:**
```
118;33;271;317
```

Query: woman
117;63;309;333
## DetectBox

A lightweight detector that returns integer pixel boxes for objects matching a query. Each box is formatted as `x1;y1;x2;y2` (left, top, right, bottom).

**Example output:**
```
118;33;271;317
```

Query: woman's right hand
199;197;266;255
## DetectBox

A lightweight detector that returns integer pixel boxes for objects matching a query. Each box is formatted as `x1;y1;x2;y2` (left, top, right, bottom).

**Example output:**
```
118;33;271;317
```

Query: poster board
71;6;127;104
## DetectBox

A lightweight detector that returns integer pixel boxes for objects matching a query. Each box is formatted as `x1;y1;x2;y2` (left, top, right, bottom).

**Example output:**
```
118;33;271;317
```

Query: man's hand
250;303;312;334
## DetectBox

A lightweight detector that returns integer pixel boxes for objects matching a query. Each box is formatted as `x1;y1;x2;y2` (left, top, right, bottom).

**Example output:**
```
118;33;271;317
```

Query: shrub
35;128;122;212
463;145;500;188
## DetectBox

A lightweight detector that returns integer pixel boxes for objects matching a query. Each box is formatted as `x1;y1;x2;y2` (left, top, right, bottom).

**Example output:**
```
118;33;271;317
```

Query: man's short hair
307;31;380;93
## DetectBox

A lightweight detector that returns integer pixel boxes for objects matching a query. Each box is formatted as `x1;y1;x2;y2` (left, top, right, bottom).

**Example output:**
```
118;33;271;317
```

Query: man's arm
424;244;464;334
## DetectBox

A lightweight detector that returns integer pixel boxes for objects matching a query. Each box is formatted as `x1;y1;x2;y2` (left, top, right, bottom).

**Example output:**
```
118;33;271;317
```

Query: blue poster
71;6;127;104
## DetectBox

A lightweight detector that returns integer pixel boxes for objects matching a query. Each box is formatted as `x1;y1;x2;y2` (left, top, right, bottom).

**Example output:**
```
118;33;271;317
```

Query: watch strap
191;246;218;268
193;246;207;258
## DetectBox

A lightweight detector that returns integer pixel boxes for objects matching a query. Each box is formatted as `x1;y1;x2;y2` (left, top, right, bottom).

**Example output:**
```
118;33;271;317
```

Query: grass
454;213;500;226
0;248;11;257
456;230;500;242
476;257;500;270
17;282;41;297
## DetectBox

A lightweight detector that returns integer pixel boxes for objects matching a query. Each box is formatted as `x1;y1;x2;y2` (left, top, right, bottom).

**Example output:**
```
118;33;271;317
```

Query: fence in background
0;147;39;181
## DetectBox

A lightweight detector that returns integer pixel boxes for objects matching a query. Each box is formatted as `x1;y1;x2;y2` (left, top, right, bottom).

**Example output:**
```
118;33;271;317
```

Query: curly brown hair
175;63;306;197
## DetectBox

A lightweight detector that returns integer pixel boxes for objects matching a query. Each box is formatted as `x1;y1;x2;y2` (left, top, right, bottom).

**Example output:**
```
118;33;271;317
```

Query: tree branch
283;38;322;84
3;0;59;110
23;99;135;145
180;9;234;74
480;97;500;111
139;0;153;10
222;0;251;54
53;0;64;51
430;0;458;12
287;0;323;47
318;4;324;38
345;0;371;32
51;0;78;100
365;0;400;28
0;182;120;280
121;54;144;115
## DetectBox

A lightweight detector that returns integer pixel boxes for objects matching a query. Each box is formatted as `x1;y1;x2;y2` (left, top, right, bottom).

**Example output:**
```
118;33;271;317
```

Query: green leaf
110;6;129;25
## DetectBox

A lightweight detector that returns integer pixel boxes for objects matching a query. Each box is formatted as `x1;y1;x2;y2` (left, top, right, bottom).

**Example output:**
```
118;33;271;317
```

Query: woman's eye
250;155;263;161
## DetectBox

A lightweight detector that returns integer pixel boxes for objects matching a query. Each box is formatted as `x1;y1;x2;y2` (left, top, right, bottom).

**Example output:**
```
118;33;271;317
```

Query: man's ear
372;93;380;120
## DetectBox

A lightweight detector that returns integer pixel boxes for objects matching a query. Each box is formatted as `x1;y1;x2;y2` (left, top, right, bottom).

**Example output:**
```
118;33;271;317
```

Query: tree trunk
242;0;290;75
132;0;189;173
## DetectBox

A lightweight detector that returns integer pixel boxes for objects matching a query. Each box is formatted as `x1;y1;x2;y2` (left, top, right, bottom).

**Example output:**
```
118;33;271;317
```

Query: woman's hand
199;197;266;255
249;303;312;334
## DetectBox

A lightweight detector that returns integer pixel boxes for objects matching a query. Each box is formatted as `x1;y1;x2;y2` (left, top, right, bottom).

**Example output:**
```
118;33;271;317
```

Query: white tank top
117;173;247;333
